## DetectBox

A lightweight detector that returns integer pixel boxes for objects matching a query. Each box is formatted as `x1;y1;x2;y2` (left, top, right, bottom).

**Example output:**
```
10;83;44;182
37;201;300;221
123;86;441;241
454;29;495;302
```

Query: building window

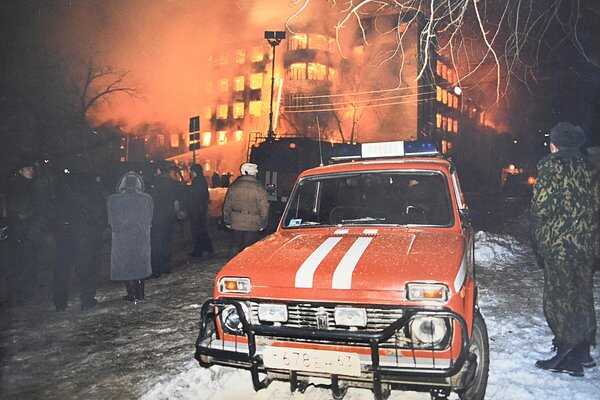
202;132;212;147
442;116;448;131
436;113;442;129
218;53;228;65
219;78;229;92
436;61;448;80
436;86;443;102
441;89;448;105
250;73;263;89
453;119;459;133
289;33;308;50
251;46;264;62
235;49;246;64
170;134;179;148
449;94;456;108
217;131;227;145
157;134;165;147
288;63;307;80
204;161;211;171
441;139;453;154
447;68;455;84
233;102;245;119
234;76;245;92
309;34;328;50
328;67;336;81
307;63;327;80
203;107;212;120
235;130;243;141
249;100;262;116
217;104;228;119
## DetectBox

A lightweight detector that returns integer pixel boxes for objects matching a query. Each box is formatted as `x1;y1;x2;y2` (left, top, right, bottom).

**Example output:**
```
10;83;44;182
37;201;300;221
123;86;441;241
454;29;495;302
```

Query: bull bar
194;298;471;399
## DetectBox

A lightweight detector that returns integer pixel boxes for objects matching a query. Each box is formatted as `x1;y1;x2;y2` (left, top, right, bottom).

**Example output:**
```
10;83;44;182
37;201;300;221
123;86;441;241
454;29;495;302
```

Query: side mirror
459;208;472;228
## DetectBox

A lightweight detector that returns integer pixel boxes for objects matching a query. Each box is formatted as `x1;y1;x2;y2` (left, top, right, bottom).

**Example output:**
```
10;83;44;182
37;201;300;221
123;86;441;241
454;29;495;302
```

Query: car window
283;171;453;228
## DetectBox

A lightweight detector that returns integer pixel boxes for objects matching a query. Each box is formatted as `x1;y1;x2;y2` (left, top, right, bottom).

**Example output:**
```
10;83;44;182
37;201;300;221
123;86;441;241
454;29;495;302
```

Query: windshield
282;171;453;228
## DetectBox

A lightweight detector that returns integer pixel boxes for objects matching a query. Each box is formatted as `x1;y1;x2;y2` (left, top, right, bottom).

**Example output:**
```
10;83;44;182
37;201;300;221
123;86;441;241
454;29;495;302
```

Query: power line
284;96;436;113
291;83;439;99
285;90;436;109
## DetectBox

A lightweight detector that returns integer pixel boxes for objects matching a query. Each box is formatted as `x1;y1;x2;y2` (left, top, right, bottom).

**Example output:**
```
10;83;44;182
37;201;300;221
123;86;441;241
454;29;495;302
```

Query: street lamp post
264;30;286;141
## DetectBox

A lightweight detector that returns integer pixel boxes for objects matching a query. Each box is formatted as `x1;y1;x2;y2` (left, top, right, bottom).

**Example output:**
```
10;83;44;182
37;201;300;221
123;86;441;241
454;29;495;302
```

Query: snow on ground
1;228;599;400
140;231;600;400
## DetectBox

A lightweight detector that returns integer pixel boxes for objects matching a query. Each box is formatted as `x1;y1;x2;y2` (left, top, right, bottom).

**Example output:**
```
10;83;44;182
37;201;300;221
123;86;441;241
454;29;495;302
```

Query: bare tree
77;62;137;119
287;0;599;101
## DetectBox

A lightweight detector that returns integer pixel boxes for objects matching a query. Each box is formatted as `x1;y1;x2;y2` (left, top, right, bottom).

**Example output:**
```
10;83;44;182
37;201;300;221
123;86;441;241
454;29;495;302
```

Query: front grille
247;301;412;347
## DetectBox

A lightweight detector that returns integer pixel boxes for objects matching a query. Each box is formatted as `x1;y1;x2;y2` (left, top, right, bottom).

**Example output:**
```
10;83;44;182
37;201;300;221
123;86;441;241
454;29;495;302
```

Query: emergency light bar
331;140;439;161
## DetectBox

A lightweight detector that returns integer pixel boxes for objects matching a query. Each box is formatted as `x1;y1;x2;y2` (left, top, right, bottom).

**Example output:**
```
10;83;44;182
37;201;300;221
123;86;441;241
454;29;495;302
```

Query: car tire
458;309;489;400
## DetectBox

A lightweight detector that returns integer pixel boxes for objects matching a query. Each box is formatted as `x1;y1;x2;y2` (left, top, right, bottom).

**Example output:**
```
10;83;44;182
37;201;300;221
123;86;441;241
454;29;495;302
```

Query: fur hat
550;122;585;149
240;162;258;176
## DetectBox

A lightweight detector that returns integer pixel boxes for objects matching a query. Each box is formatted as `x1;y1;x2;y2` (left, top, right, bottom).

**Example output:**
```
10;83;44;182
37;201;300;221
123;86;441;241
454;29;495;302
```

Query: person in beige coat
222;163;269;254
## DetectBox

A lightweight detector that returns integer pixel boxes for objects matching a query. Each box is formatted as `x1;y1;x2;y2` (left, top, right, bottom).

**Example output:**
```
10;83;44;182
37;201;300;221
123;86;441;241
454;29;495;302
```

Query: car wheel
458;309;489;400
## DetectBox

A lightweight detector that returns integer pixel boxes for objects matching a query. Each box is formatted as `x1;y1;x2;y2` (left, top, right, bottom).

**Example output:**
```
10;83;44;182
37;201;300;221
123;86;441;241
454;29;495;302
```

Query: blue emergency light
331;140;439;161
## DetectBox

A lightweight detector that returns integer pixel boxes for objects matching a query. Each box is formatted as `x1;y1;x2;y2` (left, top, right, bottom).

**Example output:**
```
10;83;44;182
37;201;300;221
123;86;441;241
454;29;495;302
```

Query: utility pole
264;30;286;141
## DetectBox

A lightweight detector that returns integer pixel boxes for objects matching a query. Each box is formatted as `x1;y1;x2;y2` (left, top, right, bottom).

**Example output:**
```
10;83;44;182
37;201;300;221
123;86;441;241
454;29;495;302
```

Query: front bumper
194;298;470;397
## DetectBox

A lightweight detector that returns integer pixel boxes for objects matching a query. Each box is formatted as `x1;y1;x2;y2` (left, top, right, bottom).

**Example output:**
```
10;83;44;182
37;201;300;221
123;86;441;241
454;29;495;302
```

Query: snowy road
1;227;599;399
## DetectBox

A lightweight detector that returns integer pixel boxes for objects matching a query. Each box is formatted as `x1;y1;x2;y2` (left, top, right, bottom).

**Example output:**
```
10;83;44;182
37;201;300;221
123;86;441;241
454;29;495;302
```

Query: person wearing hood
222;163;269;255
107;171;153;302
188;164;213;258
531;122;600;376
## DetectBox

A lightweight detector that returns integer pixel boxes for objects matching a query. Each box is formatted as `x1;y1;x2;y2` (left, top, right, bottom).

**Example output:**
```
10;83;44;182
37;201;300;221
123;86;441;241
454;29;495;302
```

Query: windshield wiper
341;217;387;224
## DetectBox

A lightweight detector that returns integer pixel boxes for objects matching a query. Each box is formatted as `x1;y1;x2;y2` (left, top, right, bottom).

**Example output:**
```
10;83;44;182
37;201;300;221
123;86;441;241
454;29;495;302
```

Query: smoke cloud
44;0;312;134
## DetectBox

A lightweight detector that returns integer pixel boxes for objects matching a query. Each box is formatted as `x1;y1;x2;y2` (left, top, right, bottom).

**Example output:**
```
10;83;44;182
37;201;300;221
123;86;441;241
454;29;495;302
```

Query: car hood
218;227;466;304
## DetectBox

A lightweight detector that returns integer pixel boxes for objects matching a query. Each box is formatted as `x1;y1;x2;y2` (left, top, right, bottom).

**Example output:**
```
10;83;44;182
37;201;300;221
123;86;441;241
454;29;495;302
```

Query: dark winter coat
150;174;182;226
222;175;269;231
7;174;47;238
56;173;106;230
189;176;209;221
107;172;153;281
7;175;35;224
531;149;600;261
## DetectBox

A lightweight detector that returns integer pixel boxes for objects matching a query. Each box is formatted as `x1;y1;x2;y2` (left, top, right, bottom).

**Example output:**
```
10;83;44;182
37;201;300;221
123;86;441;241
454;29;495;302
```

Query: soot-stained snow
1;230;599;399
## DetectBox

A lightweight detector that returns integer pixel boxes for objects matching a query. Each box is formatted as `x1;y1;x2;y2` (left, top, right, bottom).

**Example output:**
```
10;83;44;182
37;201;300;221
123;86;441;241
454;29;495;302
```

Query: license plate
263;347;362;377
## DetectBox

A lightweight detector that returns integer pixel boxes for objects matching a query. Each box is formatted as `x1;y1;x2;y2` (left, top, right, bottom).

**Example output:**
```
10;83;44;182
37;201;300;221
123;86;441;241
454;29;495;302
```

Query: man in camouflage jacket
531;122;600;376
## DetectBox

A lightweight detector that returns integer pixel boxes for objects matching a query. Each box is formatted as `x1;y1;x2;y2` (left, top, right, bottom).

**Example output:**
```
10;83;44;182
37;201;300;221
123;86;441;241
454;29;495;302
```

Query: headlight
220;303;249;334
219;277;251;294
406;283;448;302
334;307;367;327
258;303;288;323
410;316;448;345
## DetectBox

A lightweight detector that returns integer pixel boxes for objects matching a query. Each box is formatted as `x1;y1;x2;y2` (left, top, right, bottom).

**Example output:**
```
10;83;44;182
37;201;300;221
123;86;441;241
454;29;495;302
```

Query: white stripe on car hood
331;236;374;289
295;237;342;288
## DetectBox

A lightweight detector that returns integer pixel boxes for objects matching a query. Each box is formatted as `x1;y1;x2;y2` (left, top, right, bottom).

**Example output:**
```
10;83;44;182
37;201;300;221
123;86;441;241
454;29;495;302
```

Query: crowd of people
3;158;269;311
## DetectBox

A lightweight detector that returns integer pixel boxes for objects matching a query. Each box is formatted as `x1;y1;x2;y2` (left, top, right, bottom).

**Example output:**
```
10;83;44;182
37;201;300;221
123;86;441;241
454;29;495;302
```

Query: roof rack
330;140;439;162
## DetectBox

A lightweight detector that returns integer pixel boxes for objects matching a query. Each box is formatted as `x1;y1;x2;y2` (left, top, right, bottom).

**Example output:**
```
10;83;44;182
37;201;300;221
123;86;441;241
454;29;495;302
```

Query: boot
577;343;596;368
123;281;135;302
135;280;145;301
535;344;575;370
536;344;583;377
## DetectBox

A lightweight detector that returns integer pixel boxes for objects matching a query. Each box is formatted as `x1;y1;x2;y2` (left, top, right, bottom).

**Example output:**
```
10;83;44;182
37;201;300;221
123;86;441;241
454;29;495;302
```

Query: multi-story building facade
171;10;496;179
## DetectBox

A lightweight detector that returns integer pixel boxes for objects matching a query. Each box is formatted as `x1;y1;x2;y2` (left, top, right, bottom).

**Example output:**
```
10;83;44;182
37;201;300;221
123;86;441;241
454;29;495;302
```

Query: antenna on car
316;116;324;167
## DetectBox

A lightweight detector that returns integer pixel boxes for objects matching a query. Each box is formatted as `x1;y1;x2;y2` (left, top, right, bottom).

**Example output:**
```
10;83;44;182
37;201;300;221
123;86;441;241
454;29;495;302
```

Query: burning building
169;7;495;185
